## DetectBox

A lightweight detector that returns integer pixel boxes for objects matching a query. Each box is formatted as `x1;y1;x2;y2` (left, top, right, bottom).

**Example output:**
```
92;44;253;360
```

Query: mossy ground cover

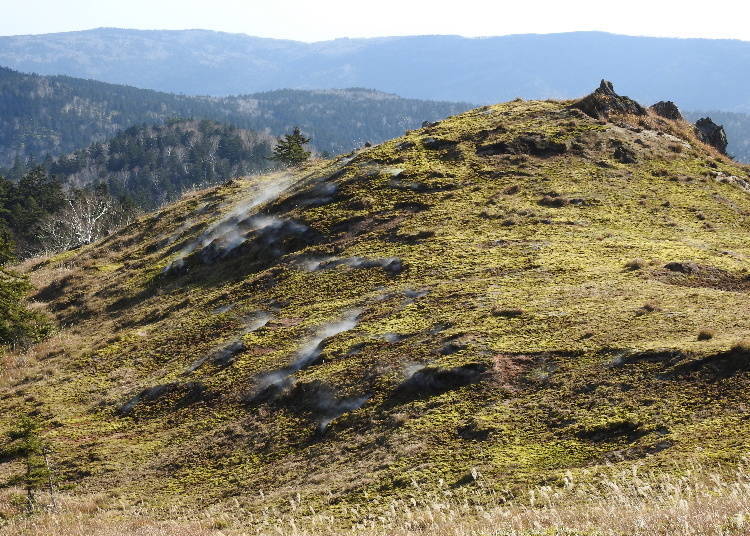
3;98;750;522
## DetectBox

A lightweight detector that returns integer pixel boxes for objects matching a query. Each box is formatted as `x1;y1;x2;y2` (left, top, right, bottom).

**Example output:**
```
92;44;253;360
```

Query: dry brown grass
616;110;731;163
3;463;750;535
0;328;84;388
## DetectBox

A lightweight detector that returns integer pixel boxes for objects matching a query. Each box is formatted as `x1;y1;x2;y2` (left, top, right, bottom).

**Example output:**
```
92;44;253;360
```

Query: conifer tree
4;416;53;509
0;231;50;346
269;127;311;166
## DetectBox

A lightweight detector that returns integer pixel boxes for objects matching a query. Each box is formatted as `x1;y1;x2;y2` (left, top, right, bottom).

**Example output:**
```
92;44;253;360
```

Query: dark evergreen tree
0;231;50;345
270;127;311;166
3;416;52;509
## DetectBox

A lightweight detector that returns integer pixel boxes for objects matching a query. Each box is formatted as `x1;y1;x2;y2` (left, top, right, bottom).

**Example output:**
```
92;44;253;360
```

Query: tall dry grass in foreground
3;462;750;536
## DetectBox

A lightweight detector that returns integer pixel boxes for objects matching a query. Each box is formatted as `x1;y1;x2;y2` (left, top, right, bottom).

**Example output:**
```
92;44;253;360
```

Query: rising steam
164;175;297;273
185;311;272;373
248;310;363;405
291;309;362;371
300;256;403;275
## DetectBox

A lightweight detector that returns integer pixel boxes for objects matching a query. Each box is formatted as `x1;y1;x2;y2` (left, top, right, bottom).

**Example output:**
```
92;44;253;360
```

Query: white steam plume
291;309;362;371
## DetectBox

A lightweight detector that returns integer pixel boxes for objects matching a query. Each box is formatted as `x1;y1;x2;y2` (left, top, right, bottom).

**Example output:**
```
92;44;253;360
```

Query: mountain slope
0;66;472;167
2;29;750;111
3;85;750;525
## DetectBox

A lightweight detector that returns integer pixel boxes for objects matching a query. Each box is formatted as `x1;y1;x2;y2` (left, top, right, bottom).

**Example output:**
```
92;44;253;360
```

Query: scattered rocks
694;117;728;154
569;80;647;119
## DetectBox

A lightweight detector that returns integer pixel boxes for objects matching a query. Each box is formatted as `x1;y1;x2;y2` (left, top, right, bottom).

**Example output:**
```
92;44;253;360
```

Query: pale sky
1;0;749;42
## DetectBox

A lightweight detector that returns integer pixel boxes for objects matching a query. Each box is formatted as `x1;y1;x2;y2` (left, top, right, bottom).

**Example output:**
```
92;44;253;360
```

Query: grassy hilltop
3;84;750;534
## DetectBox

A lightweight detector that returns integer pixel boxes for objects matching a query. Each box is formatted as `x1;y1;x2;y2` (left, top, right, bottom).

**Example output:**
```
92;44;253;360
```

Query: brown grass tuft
625;258;647;271
697;329;716;341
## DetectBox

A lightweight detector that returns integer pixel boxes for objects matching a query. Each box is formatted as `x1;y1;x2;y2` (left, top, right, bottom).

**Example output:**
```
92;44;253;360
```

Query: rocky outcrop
650;101;683;120
695;117;728;154
570;80;647;119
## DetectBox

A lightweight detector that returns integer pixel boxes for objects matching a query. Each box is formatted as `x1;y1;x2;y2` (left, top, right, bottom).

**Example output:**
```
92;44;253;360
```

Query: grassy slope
3;97;750;524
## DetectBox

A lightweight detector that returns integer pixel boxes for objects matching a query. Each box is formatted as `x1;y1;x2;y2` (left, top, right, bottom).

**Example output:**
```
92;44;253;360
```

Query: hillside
0;66;472;167
7;119;275;209
3;83;750;533
2;29;750;111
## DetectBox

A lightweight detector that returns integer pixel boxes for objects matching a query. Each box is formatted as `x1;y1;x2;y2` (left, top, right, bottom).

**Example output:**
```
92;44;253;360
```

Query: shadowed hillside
3;83;750;533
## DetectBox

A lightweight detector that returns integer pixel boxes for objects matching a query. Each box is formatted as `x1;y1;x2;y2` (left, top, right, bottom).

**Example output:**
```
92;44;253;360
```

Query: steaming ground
8;94;750;526
165;174;298;273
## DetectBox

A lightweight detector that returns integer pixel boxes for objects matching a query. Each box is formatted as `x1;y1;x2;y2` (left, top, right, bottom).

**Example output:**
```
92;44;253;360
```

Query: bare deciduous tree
36;187;137;256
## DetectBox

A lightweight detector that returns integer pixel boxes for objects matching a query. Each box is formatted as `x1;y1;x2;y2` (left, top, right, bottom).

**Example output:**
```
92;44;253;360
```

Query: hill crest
3;85;750;519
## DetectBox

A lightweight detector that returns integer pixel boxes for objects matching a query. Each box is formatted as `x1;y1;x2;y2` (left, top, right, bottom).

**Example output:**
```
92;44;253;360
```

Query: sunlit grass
3;462;750;535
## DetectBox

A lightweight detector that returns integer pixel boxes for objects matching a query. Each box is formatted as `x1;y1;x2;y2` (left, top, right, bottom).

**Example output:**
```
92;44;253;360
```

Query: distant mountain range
0;66;471;167
0;29;749;112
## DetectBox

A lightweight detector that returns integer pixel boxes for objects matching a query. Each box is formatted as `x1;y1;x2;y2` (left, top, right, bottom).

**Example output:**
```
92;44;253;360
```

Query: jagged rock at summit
650;100;683;120
695;117;728;154
570;80;647;119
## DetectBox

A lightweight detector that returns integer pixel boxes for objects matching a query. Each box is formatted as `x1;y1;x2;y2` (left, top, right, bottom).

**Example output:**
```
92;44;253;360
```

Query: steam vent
6;81;750;522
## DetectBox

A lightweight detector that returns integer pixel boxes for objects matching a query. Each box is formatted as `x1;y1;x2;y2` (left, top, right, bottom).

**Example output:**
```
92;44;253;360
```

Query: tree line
4;119;275;210
0;66;473;168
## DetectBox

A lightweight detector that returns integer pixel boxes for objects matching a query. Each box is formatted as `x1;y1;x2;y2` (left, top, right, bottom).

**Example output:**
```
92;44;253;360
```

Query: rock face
650;101;683;120
570;80;647;119
695;117;728;154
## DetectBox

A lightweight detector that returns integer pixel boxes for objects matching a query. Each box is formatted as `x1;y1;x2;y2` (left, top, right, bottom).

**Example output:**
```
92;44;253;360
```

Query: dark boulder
694;117;728;154
422;137;458;150
395;363;487;399
476;133;567;158
569;80;647;119
650;101;683;121
613;144;637;164
664;261;699;274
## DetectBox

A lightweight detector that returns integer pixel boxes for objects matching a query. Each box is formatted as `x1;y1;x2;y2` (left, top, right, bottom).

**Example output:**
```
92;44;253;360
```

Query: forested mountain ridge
0;66;473;167
2;28;750;111
5;119;275;209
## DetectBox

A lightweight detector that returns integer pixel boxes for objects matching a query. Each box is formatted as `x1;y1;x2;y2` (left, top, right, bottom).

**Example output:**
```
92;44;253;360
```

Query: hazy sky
1;0;749;42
